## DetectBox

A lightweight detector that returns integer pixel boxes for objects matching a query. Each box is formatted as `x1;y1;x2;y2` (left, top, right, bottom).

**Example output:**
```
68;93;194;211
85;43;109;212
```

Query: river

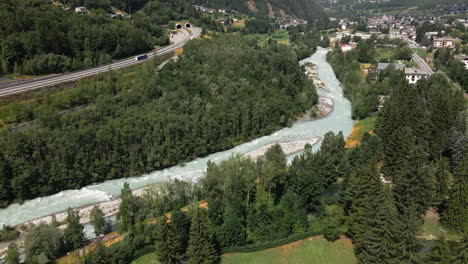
0;47;354;233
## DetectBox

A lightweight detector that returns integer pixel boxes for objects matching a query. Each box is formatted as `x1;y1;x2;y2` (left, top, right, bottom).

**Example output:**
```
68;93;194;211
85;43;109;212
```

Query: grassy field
132;236;357;264
413;48;427;59
376;48;394;62
419;210;463;241
271;30;290;44
132;253;160;264
223;236;356;264
345;117;376;148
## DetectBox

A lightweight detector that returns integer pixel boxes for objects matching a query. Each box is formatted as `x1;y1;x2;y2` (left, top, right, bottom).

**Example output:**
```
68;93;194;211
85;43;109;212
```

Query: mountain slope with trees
0;0;188;76
194;0;325;20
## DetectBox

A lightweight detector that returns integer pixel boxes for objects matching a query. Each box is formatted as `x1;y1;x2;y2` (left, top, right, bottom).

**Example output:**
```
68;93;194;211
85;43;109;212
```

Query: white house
340;44;355;52
405;67;429;84
433;37;456;49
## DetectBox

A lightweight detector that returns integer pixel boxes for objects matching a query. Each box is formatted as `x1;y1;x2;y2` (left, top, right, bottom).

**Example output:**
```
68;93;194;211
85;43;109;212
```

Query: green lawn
132;253;160;264
133;236;357;264
376;48;394;62
412;48;427;59
271;30;290;44
223;236;356;264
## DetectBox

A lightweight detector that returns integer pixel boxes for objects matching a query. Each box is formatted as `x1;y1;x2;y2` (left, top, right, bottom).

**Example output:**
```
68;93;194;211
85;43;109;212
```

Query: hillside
194;0;324;20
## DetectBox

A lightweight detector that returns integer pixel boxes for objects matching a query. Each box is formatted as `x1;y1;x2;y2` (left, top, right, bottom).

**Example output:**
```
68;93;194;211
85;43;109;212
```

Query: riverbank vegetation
327;38;405;119
0;34;317;207
80;131;349;263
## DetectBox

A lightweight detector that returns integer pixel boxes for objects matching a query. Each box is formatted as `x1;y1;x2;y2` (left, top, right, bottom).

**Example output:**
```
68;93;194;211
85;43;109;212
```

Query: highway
0;27;201;97
402;36;434;75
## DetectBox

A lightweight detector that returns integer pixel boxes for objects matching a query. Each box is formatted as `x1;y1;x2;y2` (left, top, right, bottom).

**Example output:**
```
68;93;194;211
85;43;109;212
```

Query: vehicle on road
135;55;149;61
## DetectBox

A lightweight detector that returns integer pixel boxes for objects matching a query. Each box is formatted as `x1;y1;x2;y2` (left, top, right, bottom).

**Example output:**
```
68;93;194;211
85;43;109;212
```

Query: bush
0;225;20;242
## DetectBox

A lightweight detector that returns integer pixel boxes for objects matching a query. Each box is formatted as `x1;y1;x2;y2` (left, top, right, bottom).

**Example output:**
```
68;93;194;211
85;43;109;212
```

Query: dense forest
194;0;325;20
0;34;318;207
0;0;189;75
9;73;466;263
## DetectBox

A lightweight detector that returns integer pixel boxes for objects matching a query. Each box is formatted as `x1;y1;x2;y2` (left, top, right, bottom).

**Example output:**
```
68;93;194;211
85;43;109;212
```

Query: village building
433;37;456;49
405;67;429;84
340;43;355;52
377;62;405;75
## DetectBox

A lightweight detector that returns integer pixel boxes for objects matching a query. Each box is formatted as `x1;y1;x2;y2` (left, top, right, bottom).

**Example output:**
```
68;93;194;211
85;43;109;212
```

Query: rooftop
378;62;404;71
405;67;429;75
454;54;468;60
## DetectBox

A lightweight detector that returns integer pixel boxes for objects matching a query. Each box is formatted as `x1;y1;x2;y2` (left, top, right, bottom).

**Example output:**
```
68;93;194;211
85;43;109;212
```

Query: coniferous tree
448;111;467;173
317;131;347;187
171;210;191;253
434;158;452;202
63;208;85;251
428;235;451;264
288;145;325;211
392;128;434;216
347;165;386;264
441;159;468;233
155;216;182;264
373;187;403;264
399;203;421;262
187;209;220;264
451;235;468;264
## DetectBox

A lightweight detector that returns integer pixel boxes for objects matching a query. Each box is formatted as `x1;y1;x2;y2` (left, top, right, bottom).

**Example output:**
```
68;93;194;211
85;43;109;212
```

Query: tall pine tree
392;127;434;216
451;235;468;264
441;158;468;233
345;165;385;263
428;235;451;264
155;216;183;264
433;158;452;202
373;187;403;264
187;209;220;264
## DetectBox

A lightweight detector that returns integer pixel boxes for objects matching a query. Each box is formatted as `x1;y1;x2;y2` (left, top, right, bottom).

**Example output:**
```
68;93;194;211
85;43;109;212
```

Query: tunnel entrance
185;23;191;28
176;24;182;29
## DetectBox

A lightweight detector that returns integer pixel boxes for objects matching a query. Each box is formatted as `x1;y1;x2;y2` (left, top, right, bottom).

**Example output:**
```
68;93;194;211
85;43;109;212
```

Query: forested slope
0;0;185;75
194;0;324;20
0;35;317;207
